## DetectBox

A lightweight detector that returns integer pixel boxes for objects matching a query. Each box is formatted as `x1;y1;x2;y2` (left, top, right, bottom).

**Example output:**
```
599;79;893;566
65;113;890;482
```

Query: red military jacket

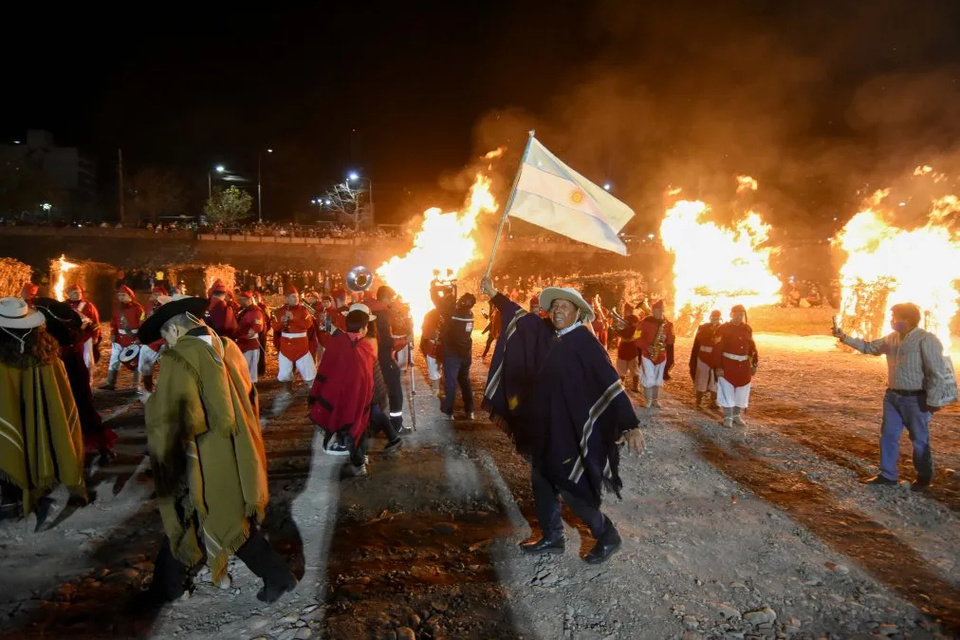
68;298;101;343
271;304;316;360
635;315;675;365
691;322;721;368
205;297;238;340
615;315;640;361
714;321;759;388
111;302;145;348
237;305;265;353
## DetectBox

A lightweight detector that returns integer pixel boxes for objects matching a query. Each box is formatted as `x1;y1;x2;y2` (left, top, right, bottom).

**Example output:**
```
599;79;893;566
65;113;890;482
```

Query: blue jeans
879;390;934;481
442;355;474;415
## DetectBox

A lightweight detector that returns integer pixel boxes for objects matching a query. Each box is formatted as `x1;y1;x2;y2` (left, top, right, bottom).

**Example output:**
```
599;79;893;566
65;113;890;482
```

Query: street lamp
311;198;323;218
258;148;273;223
207;165;225;201
344;171;373;229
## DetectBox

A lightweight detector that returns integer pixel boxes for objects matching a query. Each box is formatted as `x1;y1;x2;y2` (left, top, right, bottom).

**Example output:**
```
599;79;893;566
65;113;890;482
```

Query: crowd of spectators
781;278;840;308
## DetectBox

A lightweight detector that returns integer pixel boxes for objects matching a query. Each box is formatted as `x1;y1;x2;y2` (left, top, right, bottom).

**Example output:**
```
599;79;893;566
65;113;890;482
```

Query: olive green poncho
0;359;87;515
145;329;269;583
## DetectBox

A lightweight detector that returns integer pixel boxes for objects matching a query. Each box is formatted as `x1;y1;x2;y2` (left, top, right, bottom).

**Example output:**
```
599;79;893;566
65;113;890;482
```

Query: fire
482;147;505;160
53;254;79;301
835;195;960;351
736;175;758;194
660;200;782;332
376;174;499;329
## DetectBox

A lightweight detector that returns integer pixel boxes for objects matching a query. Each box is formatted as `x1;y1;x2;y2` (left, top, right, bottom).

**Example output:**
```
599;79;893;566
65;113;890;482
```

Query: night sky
5;1;960;231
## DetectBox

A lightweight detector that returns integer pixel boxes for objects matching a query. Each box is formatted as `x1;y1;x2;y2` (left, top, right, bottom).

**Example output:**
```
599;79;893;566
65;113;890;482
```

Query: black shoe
383;437;403;454
519;536;565;555
257;572;298;603
339;463;367;479
584;527;622;565
863;475;899;486
911;476;932;491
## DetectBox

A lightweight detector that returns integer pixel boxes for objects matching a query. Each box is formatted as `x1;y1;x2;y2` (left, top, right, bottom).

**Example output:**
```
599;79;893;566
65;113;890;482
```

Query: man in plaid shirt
833;303;958;489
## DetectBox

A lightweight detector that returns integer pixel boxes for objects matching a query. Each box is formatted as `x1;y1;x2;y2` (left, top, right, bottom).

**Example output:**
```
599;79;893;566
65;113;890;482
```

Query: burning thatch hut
165;263;236;297
0;257;33;298
47;255;118;315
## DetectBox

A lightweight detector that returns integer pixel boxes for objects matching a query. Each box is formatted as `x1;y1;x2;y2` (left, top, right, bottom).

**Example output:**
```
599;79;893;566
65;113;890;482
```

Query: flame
736;175;758;194
53;254;79;301
376;174;499;329
482;147;505;160
660;200;782;332
835;197;960;351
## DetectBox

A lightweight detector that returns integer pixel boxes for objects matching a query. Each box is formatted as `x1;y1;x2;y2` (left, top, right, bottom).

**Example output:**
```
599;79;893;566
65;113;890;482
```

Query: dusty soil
0;327;958;640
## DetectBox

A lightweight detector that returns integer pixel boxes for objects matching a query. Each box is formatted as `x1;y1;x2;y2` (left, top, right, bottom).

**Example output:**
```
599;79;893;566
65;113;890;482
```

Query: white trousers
81;338;94;372
278;353;316;383
426;355;441;381
138;344;162;376
396;344;410;371
694;358;717;393
616;357;639;379
107;342;123;371
243;349;260;383
717;377;751;408
640;356;666;388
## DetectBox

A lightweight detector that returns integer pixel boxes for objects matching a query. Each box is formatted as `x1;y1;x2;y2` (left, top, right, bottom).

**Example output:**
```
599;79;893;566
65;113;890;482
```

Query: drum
119;343;141;371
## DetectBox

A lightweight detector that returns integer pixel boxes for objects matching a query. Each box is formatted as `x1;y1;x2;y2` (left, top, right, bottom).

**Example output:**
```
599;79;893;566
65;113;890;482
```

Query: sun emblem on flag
570;189;585;204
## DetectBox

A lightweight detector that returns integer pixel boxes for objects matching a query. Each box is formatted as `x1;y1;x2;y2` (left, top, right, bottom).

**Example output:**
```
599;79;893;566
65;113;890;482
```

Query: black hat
31;297;82;347
138;295;210;344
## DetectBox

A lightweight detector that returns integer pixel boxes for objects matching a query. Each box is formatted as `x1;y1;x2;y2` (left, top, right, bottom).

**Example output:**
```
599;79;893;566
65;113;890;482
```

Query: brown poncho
145;328;269;583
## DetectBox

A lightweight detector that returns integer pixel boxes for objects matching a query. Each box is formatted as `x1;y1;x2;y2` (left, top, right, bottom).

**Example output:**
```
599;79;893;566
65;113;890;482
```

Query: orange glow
835;191;960;351
53;255;79;301
482;147;506;160
736;175;758;194
376;174;499;330
660;199;781;331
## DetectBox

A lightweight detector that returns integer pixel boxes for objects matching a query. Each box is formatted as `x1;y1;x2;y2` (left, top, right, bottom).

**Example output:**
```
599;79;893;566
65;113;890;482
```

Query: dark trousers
151;528;290;601
482;331;495;357
531;465;606;540
380;357;404;426
442;355;474;415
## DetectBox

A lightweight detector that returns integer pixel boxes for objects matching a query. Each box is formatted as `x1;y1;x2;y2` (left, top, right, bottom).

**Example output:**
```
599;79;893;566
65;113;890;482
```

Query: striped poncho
483;294;639;506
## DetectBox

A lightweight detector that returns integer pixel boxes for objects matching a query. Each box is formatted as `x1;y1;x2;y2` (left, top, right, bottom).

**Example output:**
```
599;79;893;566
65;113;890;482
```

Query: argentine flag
505;135;635;255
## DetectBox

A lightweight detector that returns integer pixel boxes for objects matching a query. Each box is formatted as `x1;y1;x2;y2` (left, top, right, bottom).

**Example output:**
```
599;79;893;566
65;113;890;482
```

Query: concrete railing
196;233;359;245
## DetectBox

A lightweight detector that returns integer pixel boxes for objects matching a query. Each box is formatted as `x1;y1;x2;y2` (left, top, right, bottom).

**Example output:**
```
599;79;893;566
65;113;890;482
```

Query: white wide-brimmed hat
539;287;595;323
0;296;46;329
341;303;376;321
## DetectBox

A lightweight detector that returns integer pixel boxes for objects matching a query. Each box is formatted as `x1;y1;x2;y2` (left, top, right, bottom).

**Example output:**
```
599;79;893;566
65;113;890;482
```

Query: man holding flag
481;133;644;564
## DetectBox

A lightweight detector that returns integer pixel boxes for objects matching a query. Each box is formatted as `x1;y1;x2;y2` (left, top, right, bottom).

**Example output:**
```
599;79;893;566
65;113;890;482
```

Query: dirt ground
1;327;959;640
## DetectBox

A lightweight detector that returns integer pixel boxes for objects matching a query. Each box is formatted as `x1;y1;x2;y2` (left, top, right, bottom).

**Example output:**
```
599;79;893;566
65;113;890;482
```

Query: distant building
0;129;97;220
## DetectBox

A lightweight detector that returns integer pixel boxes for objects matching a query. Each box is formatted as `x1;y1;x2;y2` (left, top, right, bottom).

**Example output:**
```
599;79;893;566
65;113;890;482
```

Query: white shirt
555;321;582;338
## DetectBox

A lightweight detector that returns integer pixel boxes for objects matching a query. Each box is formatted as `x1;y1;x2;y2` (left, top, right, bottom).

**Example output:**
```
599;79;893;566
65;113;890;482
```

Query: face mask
891;320;910;333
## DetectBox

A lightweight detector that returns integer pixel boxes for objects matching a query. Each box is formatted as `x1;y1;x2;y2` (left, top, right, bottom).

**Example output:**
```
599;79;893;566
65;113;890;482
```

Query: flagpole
483;129;535;279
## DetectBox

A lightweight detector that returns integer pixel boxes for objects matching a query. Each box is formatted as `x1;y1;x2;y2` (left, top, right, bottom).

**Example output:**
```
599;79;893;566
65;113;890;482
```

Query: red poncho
308;331;374;443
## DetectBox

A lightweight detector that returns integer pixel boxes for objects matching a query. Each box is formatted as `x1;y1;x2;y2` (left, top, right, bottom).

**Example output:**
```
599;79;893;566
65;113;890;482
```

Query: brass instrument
346;265;374;293
609;309;628;331
649;320;667;360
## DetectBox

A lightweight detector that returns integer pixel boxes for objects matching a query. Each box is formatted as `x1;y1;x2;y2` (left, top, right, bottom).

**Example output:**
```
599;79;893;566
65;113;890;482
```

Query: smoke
467;1;960;233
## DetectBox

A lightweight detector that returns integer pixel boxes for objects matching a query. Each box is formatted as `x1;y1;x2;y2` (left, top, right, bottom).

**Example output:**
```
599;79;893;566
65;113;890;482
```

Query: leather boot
519;536;565;555
643;387;653;409
733;406;747;427
99;367;118;391
722;407;734;427
630;376;640;393
584;517;622;564
709;392;719;409
235;531;298;603
695;392;704;409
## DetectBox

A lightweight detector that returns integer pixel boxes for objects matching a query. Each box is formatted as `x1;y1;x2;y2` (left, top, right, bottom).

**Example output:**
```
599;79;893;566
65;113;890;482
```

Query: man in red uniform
138;286;169;392
689;310;722;410
271;285;317;397
237;291;266;382
591;295;608;348
66;283;101;373
615;311;641;392
713;304;759;427
101;285;145;390
253;291;270;377
636;300;675;409
206;279;238;339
